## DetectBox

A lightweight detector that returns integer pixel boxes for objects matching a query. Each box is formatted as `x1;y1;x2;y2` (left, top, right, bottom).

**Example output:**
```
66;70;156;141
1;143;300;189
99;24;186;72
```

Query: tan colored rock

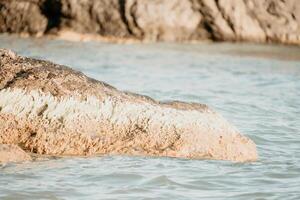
0;49;257;162
0;0;300;44
125;0;202;41
217;0;266;42
245;0;300;44
0;0;47;36
0;144;31;164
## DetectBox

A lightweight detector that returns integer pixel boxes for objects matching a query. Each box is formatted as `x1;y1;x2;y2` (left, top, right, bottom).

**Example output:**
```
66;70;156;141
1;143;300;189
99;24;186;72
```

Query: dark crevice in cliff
40;0;62;32
202;21;217;41
118;0;133;35
197;4;217;41
129;2;144;38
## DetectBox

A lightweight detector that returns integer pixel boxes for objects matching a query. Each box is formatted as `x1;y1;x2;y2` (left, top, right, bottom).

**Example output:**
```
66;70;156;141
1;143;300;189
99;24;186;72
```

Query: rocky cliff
0;49;257;162
0;0;299;44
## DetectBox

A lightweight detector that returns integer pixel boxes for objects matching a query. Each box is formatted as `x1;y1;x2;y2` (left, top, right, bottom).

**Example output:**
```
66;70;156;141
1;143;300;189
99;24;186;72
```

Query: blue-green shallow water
0;35;300;200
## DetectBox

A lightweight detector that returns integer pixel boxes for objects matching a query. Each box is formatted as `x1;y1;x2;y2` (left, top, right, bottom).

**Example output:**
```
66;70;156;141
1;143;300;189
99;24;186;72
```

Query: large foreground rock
0;0;300;44
0;144;31;163
0;49;257;162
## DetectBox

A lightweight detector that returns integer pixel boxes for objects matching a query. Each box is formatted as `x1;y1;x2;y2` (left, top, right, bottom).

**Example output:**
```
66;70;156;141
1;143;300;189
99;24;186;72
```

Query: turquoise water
1;35;300;199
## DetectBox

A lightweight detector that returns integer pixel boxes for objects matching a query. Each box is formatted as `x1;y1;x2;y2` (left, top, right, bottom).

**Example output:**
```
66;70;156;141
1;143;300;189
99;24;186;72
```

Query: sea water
0;35;300;200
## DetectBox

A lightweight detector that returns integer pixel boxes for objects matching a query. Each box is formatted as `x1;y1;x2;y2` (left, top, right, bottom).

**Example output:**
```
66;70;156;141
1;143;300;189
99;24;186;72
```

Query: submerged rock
0;144;31;164
0;0;300;44
0;49;257;162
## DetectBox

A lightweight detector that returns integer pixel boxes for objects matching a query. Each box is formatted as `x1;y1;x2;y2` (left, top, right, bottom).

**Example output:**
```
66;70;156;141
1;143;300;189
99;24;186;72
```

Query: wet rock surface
0;0;299;44
0;49;257;162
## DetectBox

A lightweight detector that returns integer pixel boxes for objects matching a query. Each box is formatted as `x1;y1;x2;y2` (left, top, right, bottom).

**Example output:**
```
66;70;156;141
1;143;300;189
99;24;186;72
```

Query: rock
0;0;47;36
246;0;300;44
125;0;202;41
0;49;257;162
0;144;31;164
0;0;300;44
59;0;130;37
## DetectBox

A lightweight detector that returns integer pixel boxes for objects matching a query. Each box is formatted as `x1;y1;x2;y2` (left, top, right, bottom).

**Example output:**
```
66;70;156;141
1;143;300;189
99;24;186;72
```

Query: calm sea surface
0;35;300;200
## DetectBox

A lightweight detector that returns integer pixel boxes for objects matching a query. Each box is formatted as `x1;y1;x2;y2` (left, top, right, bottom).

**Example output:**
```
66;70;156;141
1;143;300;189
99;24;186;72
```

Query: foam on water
0;35;300;199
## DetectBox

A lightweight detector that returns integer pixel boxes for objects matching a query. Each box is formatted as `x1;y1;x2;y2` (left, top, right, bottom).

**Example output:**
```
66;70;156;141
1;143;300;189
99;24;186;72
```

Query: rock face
0;0;47;36
0;49;257;162
0;0;300;44
0;144;31;163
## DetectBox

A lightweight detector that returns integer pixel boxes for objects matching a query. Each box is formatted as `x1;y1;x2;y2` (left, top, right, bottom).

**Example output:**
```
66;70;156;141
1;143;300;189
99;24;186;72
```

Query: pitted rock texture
0;49;257;162
0;0;300;44
0;144;31;163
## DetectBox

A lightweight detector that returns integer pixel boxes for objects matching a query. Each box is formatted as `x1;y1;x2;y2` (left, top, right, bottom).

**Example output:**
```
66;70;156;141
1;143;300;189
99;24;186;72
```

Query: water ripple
0;35;300;199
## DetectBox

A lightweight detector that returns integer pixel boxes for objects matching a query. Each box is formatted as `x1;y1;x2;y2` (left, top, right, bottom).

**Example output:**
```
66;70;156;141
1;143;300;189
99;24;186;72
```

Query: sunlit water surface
0;35;300;200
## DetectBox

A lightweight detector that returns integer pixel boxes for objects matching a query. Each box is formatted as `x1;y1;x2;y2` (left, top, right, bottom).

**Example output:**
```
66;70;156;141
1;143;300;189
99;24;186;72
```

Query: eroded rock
0;49;257;162
0;144;31;164
0;0;300;44
0;0;47;36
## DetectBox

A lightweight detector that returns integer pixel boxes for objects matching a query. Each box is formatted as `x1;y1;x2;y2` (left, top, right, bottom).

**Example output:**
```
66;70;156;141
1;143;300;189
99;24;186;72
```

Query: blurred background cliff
0;0;300;44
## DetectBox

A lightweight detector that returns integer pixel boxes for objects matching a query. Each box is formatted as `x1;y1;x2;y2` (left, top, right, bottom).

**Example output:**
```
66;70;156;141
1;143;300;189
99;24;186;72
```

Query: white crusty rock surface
0;49;257;162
